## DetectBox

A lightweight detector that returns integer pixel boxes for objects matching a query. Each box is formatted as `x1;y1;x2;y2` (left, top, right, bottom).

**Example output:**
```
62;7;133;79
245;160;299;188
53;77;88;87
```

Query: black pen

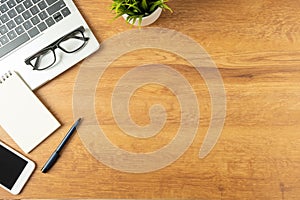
41;118;82;173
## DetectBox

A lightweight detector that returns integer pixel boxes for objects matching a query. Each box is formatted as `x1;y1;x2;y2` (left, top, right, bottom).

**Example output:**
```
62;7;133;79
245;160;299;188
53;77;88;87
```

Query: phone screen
0;144;28;190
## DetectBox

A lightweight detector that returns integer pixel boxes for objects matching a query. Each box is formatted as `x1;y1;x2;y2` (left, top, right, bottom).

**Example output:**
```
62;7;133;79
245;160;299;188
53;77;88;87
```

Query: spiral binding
0;71;13;84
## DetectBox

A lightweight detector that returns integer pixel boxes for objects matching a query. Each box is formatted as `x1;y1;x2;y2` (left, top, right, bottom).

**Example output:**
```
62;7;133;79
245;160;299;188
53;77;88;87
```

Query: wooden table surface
1;0;300;199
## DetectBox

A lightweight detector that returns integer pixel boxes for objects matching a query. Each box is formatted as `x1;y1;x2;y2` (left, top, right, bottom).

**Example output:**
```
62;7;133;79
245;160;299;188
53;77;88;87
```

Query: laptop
0;0;100;90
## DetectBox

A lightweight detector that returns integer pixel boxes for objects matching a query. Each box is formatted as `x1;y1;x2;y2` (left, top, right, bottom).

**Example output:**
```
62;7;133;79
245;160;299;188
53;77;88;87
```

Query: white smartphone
0;141;35;195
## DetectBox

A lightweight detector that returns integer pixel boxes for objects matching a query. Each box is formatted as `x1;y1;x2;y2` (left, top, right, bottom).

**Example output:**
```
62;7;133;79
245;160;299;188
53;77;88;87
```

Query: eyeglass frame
24;26;89;71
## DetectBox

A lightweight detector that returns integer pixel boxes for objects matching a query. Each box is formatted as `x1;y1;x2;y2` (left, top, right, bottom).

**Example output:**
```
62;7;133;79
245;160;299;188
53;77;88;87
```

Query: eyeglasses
25;26;89;71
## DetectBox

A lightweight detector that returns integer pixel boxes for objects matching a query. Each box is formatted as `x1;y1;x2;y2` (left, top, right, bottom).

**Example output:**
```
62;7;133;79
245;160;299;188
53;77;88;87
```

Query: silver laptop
0;0;100;90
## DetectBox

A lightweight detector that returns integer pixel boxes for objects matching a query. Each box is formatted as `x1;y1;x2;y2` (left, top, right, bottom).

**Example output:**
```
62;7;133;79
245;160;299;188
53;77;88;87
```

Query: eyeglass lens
59;30;86;53
29;49;56;70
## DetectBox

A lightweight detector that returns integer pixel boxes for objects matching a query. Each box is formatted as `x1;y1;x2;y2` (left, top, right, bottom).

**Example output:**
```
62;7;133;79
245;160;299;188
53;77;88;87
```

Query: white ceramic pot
122;7;162;26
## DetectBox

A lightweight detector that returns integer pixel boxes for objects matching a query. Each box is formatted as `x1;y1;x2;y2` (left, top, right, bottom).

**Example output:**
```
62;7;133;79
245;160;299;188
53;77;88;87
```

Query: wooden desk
1;0;300;199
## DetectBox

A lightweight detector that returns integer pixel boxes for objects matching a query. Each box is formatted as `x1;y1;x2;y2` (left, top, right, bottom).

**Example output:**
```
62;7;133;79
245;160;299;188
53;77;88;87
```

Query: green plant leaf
141;0;148;11
124;3;141;13
138;16;143;26
149;1;162;12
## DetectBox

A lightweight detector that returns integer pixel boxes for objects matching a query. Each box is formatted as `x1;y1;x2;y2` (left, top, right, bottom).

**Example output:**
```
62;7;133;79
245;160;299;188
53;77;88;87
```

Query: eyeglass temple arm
34;55;42;69
72;36;90;41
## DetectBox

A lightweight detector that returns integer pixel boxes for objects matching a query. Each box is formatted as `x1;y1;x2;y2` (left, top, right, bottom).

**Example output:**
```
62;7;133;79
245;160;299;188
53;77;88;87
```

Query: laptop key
15;25;25;34
38;10;48;20
46;0;65;16
23;20;33;30
0;4;9;13
22;10;32;20
14;15;24;25
53;12;62;22
7;20;16;29
0;33;30;58
28;27;39;38
61;7;70;17
7;9;17;18
0;35;9;45
7;30;17;40
15;4;25;13
45;17;54;27
37;21;47;32
7;0;17;8
24;0;33;9
30;5;39;15
46;0;58;6
30;15;40;25
0;25;8;35
0;14;9;23
37;0;47;10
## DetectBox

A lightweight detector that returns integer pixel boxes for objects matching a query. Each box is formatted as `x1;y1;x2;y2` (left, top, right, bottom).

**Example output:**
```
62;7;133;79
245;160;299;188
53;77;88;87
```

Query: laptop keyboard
0;0;71;59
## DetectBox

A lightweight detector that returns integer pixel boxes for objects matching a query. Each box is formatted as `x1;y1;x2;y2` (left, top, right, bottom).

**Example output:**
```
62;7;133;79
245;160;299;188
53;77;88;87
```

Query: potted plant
111;0;172;27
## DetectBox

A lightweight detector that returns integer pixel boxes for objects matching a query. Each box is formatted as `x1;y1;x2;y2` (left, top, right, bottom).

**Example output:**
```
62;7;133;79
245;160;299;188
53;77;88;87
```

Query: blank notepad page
0;71;60;153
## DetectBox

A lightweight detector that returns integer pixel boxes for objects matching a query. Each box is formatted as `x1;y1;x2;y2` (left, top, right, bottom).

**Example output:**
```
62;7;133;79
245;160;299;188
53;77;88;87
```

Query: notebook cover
0;71;60;153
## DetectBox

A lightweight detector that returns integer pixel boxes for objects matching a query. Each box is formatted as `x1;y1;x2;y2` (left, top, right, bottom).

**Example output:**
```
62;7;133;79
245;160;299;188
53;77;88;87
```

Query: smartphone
0;141;35;195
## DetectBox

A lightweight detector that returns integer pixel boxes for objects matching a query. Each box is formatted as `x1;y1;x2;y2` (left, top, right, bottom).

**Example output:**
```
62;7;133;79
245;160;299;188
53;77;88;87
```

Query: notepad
0;71;60;153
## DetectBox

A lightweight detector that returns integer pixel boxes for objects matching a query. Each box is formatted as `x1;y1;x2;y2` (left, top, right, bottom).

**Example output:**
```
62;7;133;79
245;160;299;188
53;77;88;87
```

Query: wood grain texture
1;0;300;199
